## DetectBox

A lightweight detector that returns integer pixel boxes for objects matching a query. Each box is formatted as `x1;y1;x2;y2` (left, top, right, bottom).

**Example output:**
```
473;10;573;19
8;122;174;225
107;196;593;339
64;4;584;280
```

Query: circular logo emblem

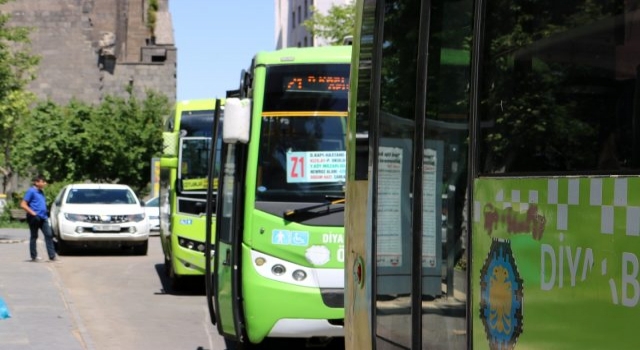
479;238;524;349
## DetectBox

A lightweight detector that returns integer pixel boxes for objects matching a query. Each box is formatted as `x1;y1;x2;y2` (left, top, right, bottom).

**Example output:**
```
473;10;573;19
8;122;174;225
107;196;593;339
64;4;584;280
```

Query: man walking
20;174;58;262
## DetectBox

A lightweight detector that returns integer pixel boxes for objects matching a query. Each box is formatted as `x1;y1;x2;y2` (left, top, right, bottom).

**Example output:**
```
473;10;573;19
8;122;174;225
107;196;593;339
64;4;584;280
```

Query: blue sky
169;1;276;101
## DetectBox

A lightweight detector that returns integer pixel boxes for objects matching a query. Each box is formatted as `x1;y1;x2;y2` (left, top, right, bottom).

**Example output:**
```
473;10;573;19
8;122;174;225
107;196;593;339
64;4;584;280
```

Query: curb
49;265;96;350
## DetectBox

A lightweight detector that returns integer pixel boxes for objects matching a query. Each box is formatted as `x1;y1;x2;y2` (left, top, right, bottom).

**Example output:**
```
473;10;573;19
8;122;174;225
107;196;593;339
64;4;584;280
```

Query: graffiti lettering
484;204;499;235
483;203;546;240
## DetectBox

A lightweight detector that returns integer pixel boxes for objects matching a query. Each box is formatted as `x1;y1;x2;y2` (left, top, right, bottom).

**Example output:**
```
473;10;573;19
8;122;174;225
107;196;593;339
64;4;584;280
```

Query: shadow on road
153;263;207;296
55;243;145;256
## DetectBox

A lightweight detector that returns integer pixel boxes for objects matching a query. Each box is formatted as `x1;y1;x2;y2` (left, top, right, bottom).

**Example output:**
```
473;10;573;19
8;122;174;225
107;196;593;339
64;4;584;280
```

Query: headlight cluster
178;236;209;253
64;213;86;222
63;213;144;223
128;213;145;222
256;257;308;282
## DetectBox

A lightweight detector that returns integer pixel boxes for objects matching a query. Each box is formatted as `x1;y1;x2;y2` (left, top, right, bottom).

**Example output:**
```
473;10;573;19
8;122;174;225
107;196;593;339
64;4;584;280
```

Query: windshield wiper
283;196;345;220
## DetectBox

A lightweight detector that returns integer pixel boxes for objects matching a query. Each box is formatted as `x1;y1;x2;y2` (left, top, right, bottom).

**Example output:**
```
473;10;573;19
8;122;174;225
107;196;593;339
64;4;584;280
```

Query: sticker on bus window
272;229;309;246
286;151;346;183
182;178;218;190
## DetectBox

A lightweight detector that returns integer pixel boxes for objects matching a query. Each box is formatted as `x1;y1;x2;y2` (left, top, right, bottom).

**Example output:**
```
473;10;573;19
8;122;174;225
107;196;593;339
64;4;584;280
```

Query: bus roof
253;45;352;66
168;98;224;134
175;98;221;114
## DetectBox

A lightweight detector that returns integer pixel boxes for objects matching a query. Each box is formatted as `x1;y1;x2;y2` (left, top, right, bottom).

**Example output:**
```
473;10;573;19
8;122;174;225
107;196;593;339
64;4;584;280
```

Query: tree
303;2;355;46
0;0;40;195
12;87;169;195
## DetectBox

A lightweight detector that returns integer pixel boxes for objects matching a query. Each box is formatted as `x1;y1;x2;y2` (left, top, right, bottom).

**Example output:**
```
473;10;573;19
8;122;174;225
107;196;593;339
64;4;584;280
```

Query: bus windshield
174;107;224;193
180;109;214;137
257;64;349;202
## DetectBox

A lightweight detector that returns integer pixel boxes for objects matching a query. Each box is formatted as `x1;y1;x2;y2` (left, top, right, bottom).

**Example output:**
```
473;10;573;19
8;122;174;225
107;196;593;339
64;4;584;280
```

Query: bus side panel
472;177;640;349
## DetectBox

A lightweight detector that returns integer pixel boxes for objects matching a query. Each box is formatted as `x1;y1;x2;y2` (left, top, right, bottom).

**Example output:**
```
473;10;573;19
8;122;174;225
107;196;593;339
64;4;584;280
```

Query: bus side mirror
162;132;178;156
223;98;250;144
160;156;178;169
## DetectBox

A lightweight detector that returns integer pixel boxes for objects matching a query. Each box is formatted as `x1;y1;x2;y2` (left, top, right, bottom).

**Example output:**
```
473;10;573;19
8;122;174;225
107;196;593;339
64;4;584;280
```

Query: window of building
304;37;308;46
292;11;295;28
305;1;309;18
298;5;302;24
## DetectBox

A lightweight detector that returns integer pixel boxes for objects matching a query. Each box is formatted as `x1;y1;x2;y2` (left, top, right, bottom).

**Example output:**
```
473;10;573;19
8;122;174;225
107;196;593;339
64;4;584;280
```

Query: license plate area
93;225;120;232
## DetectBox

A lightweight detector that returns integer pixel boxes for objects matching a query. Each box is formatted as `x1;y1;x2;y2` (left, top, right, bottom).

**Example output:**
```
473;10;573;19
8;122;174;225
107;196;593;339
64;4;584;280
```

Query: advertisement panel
473;177;640;349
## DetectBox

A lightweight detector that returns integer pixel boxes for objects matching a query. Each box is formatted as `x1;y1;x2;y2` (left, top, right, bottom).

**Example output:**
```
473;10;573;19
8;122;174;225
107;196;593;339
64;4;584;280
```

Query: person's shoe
48;257;61;263
31;257;42;262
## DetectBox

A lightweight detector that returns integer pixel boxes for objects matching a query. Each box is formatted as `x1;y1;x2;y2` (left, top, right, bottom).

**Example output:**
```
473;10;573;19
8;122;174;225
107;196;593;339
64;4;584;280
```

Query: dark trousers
27;216;56;260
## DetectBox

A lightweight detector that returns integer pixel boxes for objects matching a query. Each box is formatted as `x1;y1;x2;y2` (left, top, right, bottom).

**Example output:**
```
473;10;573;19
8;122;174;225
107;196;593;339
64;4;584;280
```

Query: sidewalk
0;228;94;350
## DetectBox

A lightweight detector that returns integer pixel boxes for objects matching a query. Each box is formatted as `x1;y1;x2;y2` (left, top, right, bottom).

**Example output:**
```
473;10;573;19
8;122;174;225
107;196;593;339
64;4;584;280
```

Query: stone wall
0;0;176;105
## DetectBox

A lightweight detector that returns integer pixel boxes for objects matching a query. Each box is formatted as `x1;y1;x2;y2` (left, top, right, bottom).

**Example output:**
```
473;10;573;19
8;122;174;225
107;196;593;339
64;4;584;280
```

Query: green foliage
146;0;159;35
12;88;170;196
0;0;41;193
303;3;355;45
0;211;27;227
42;179;73;207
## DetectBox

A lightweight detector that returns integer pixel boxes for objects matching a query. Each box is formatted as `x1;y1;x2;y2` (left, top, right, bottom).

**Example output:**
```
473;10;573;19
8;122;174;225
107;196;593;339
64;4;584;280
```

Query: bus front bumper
243;247;344;343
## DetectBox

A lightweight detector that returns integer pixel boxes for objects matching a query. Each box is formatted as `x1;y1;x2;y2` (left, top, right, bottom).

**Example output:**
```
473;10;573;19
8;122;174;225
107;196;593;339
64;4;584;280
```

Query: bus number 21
290;156;305;178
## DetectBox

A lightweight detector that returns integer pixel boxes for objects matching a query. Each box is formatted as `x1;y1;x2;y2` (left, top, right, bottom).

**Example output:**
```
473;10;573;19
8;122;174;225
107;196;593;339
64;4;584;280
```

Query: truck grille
84;215;129;223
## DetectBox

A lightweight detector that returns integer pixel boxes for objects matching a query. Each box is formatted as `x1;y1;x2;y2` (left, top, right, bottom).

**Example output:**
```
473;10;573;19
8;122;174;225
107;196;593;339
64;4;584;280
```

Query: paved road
0;229;225;350
54;235;224;350
0;229;345;350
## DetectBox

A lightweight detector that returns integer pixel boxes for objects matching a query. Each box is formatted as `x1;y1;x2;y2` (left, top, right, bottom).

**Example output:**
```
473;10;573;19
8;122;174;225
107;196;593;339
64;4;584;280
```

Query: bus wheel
163;256;171;277
168;262;182;290
225;338;257;350
224;338;239;350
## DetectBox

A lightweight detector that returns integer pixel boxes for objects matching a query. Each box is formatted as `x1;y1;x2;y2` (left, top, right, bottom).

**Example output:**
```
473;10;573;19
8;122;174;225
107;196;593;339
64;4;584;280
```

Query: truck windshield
256;63;349;202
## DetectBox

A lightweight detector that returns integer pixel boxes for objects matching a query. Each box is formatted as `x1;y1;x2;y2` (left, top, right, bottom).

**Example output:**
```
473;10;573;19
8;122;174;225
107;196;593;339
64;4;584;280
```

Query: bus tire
163;256;171;277
225;338;257;350
167;261;182;290
224;338;239;350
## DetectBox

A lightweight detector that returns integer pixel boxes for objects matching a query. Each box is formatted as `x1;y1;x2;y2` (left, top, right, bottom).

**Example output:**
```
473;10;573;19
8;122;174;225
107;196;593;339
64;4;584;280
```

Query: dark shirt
23;187;48;219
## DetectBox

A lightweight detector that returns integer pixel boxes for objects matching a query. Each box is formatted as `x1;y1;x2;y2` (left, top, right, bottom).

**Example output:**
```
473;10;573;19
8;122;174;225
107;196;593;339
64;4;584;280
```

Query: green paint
473;177;640;349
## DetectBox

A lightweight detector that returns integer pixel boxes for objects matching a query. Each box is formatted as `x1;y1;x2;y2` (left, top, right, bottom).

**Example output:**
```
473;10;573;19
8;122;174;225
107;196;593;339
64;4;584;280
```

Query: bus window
479;2;639;174
256;64;349;202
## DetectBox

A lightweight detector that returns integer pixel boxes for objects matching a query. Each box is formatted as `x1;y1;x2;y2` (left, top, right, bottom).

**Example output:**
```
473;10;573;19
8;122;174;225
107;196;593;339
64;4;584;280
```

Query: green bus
159;99;223;289
345;0;640;349
205;46;351;347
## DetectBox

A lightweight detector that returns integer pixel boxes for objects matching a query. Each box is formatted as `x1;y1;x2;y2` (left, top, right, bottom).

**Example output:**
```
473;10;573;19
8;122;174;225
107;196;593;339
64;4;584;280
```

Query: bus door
209;98;250;343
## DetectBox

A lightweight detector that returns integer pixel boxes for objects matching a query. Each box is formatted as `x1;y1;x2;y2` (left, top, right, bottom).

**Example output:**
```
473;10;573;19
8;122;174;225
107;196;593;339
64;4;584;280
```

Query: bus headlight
292;269;307;281
271;264;286;276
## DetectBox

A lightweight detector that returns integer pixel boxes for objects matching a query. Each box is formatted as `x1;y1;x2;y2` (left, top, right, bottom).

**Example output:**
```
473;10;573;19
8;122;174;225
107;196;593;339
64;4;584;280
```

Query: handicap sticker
291;231;309;246
180;219;193;225
272;230;310;246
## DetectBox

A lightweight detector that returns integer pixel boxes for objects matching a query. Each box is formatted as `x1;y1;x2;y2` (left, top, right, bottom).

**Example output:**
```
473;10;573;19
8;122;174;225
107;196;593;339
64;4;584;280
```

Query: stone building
0;0;176;105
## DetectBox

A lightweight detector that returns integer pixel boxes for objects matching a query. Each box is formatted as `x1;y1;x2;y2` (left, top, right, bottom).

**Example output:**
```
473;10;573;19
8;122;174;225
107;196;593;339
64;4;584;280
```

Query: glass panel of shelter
373;0;472;348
